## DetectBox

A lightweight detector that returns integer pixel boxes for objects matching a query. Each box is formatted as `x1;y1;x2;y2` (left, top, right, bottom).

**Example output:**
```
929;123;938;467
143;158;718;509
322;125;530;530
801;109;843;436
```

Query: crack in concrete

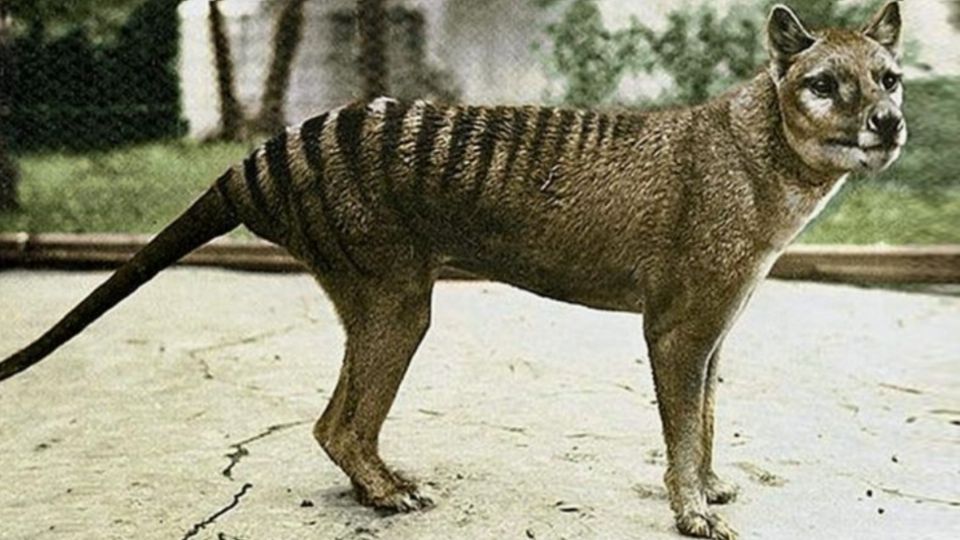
836;470;960;507
222;420;311;479
198;358;215;380
181;483;252;540
187;325;298;380
460;420;529;435
879;486;960;507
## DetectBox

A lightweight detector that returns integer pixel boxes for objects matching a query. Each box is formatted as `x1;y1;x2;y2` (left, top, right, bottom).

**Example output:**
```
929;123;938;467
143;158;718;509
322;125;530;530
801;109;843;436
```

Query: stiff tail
0;177;241;381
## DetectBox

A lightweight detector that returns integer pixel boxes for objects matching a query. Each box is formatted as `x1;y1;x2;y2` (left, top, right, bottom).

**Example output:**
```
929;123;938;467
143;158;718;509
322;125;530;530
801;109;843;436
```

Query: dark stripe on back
553;110;576;153
524;107;554;181
413;103;444;191
467;106;507;203
595;113;610;147
576;111;596;157
380;100;410;191
612;113;632;142
300;113;328;160
214;171;239;222
265;130;329;271
335;104;370;203
617;112;645;147
439;106;479;191
378;100;417;234
264;131;293;204
543;109;576;186
300;112;367;274
243;153;272;222
500;107;529;184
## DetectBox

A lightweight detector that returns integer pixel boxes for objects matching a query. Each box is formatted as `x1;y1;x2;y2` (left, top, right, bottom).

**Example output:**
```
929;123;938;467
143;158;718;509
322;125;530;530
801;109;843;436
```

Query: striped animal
1;4;906;538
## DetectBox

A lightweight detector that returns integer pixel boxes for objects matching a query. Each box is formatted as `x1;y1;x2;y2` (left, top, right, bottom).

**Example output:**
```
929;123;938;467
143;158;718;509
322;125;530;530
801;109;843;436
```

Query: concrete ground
0;268;957;540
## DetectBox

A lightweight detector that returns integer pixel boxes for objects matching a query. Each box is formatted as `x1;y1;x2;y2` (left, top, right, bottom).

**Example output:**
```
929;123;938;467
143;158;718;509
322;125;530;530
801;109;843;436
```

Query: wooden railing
1;233;958;284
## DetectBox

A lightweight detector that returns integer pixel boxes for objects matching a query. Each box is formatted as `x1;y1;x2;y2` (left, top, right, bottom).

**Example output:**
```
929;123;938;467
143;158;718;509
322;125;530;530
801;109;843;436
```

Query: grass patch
800;182;960;244
0;139;250;234
1;77;957;244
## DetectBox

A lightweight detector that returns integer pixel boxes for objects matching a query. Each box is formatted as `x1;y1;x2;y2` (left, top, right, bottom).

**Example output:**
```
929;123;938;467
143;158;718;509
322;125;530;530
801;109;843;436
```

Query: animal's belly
447;253;645;313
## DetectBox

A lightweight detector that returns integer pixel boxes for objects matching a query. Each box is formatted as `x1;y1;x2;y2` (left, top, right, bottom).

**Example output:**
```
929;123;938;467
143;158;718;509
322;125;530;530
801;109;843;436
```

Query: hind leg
314;271;434;512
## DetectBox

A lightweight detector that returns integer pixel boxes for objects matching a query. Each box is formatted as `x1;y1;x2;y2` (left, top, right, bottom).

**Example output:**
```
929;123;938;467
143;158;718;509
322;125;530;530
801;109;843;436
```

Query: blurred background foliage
0;0;957;245
4;0;184;151
5;0;145;40
539;0;889;106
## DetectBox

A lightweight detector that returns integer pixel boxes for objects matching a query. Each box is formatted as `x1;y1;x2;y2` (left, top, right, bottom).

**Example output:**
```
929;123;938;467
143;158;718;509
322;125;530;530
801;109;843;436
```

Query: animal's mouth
826;137;859;148
826;137;898;152
824;135;904;172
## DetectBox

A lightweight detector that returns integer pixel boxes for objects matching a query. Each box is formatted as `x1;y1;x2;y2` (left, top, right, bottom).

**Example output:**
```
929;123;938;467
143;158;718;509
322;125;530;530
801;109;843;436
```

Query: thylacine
0;3;906;538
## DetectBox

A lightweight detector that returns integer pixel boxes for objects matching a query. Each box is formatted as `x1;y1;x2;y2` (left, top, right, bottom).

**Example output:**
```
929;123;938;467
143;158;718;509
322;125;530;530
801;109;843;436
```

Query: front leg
701;348;739;505
645;302;738;540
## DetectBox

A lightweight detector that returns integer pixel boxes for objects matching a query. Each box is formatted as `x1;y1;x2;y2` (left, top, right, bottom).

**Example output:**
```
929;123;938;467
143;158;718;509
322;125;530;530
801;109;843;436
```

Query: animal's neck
717;72;849;249
725;72;842;189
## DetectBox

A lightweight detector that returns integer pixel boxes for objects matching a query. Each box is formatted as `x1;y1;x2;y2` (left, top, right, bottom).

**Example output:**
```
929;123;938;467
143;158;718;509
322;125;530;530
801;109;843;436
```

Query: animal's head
767;1;906;173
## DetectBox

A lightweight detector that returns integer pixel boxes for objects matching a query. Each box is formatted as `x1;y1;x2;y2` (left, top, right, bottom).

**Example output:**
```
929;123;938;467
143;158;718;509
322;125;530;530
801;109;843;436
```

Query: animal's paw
378;488;434;513
676;510;738;540
353;479;434;513
703;474;739;505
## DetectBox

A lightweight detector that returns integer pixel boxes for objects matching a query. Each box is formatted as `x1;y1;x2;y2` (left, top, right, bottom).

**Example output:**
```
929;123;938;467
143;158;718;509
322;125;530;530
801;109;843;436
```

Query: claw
393;489;434;512
676;510;738;540
363;485;434;514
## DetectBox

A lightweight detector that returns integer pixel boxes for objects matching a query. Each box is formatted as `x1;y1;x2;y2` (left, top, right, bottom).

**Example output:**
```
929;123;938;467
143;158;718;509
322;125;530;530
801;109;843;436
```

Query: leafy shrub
541;0;884;106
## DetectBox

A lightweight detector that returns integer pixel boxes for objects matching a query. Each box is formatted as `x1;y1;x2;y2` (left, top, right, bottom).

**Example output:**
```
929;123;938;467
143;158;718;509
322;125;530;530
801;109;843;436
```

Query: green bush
6;0;185;151
541;0;883;106
540;0;649;106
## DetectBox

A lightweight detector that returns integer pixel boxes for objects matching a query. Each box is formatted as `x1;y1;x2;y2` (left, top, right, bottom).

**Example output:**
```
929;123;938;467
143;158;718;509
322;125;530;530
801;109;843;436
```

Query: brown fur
0;3;907;539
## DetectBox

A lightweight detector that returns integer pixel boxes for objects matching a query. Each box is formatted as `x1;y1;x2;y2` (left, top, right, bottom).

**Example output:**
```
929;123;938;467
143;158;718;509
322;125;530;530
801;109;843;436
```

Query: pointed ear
766;5;816;77
863;1;902;56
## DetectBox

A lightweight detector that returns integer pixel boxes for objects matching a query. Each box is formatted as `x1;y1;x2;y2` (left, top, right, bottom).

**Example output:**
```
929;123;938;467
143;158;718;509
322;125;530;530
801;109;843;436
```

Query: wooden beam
0;232;297;273
771;244;960;284
1;233;958;284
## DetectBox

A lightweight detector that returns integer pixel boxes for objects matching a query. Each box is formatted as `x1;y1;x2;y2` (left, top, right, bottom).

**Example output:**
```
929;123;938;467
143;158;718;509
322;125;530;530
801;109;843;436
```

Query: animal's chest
768;178;847;249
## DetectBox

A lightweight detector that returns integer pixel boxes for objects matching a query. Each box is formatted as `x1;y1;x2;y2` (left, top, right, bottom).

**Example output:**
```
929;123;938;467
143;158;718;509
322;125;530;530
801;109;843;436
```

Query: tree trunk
255;0;307;134
357;0;388;100
208;0;246;140
0;0;19;212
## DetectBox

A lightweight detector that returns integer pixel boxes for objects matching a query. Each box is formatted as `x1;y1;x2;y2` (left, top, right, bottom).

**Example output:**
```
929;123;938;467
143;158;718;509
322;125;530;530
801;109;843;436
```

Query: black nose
868;111;903;143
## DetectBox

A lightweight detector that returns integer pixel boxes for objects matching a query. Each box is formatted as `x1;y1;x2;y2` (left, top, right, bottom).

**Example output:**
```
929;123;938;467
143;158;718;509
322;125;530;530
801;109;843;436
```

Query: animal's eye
881;71;901;91
808;76;837;98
